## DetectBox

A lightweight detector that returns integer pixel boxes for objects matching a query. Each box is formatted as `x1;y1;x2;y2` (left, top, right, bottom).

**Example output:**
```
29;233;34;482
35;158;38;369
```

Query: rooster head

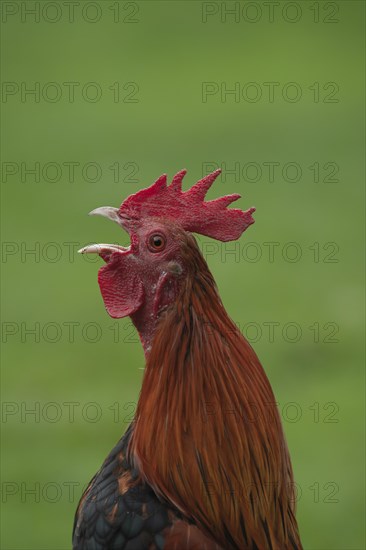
79;169;255;350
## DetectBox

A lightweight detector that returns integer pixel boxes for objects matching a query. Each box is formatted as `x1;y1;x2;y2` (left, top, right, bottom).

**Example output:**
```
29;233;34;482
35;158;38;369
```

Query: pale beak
79;206;130;259
88;206;120;224
78;244;128;255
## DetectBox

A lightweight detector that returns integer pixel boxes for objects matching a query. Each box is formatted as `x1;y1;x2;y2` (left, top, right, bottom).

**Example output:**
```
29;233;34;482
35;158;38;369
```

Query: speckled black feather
72;426;182;550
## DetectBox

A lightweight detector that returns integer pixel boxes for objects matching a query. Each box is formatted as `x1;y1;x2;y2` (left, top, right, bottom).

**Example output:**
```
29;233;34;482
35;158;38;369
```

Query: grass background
1;1;365;548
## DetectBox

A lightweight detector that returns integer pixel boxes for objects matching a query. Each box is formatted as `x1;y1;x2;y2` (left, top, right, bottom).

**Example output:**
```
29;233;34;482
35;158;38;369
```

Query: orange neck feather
128;243;301;549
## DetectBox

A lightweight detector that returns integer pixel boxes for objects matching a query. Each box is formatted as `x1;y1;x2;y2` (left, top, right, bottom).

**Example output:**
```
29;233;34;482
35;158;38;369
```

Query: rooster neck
130;293;157;357
131;269;183;358
127;261;301;549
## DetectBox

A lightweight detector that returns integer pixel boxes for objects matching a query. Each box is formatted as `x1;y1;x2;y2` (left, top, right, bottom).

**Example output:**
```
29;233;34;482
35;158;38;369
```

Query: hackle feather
128;231;302;550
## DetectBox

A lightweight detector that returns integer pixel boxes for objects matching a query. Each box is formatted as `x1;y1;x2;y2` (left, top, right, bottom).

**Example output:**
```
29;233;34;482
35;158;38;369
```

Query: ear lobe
98;258;144;319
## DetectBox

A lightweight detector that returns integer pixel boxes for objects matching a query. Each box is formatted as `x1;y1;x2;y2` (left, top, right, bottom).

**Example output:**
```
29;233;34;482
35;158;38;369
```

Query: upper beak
78;206;129;260
88;206;120;224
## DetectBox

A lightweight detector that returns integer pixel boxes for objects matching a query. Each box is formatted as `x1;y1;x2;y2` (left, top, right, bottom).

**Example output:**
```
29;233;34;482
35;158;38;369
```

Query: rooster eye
147;234;166;252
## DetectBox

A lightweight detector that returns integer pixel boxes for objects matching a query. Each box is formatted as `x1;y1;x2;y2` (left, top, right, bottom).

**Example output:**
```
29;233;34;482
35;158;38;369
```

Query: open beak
78;206;143;319
78;206;130;261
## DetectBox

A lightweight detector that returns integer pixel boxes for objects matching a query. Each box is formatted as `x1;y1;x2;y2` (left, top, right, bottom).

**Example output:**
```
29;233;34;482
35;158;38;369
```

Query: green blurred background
1;1;364;548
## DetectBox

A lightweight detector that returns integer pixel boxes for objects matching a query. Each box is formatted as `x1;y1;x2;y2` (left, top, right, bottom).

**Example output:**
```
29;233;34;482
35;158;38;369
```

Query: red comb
118;169;255;242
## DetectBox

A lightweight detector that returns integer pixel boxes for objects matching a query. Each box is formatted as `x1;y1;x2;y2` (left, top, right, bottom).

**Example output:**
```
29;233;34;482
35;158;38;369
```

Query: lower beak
78;244;129;262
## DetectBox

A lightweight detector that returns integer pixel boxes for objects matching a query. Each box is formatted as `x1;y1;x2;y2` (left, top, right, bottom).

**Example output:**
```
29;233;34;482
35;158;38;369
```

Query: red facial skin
98;220;187;355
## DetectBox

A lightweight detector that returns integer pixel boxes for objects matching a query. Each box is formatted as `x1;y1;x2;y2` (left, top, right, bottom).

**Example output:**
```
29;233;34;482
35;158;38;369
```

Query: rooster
73;169;302;550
